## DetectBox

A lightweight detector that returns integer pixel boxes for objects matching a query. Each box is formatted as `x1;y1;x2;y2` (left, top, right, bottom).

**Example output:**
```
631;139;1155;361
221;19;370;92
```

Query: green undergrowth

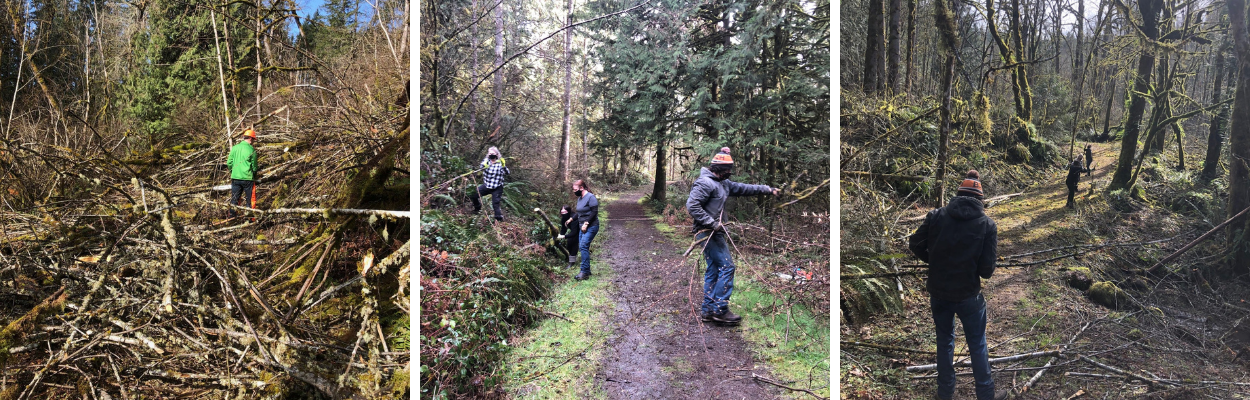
499;258;615;399
499;209;615;399
732;272;832;398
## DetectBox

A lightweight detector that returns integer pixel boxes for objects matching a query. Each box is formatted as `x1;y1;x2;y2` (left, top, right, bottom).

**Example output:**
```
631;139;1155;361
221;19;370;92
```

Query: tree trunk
934;0;959;205
559;0;573;182
1109;0;1162;191
652;139;666;203
1074;0;1084;82
470;0;479;137
1101;78;1116;138
492;0;504;140
1227;0;1250;274
1203;42;1230;181
905;0;917;93
1008;0;1033;121
888;0;903;92
864;0;885;93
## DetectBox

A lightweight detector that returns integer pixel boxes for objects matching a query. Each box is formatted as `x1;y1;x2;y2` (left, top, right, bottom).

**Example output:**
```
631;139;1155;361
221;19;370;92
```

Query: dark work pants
933;293;995;400
471;184;505;220
1066;181;1077;205
229;179;254;218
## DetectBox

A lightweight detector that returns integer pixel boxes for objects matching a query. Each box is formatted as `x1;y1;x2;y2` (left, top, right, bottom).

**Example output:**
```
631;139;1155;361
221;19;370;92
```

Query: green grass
732;276;832;398
499;211;615;399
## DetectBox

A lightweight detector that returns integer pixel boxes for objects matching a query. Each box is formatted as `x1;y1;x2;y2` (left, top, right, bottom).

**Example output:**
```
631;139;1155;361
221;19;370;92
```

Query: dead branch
1147;205;1250;275
750;373;829;400
841;171;927;183
905;350;1061;372
1079;355;1170;388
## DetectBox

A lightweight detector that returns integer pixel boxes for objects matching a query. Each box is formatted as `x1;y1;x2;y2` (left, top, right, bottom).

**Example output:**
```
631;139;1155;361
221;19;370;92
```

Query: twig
751;373;828;400
1079;355;1170;388
905;350;1061;372
1019;320;1095;395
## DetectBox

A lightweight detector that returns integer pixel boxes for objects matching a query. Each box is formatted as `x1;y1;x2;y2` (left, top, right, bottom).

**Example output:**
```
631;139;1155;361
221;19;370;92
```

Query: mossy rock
1064;270;1093;291
1027;139;1061;164
1007;144;1031;164
1087;281;1135;309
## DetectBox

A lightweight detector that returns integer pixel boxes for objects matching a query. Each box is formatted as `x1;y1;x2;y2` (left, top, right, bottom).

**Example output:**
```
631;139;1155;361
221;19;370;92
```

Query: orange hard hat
242;129;256;139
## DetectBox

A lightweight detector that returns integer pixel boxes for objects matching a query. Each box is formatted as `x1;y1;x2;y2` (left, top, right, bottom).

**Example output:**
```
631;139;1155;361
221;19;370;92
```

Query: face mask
575;189;584;196
714;171;732;181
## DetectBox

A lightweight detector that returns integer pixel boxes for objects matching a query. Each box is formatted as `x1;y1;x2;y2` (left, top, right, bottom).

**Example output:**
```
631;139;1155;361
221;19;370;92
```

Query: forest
843;0;1250;396
420;0;830;398
0;0;410;398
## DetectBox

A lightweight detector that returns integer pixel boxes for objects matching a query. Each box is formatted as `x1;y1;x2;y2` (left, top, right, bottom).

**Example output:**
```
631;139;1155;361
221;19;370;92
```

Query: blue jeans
932;293;995;400
579;224;599;275
699;231;735;315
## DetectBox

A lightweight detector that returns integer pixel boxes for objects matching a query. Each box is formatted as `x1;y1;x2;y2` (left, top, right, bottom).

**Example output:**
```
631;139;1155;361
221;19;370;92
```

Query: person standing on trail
226;129;259;218
1084;144;1094;177
572;179;599;281
470;146;511;221
908;170;1005;400
557;205;580;269
1066;154;1091;208
686;147;778;325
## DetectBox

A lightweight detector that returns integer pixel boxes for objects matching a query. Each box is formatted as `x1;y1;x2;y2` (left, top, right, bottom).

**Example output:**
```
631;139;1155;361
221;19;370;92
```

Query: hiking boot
574;271;591;281
711;310;742;324
568;255;578;269
701;312;715;322
995;389;1010;400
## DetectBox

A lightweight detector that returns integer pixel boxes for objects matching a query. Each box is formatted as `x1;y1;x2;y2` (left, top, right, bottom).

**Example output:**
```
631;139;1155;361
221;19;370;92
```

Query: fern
840;259;903;324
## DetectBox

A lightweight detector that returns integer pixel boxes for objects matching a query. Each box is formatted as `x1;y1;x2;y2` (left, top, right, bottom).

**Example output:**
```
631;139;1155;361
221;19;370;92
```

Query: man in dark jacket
909;170;1005;400
1084;144;1094;177
686;147;778;324
1066;155;1091;208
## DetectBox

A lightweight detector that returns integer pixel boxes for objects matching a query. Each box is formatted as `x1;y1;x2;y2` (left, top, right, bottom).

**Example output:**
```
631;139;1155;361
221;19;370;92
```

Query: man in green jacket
226;129;259;218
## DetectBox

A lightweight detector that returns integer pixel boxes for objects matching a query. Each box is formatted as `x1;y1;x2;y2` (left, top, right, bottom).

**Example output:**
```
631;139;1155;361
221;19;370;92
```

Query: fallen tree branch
841;171;926;183
777;179;830;209
1019;320;1095;395
751;373;828;400
217;202;411;219
905;350;1061;372
1079;355;1170;388
1147;205;1250;275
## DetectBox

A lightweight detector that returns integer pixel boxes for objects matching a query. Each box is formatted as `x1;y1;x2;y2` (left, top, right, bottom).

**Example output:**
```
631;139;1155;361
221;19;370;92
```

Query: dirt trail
595;190;779;399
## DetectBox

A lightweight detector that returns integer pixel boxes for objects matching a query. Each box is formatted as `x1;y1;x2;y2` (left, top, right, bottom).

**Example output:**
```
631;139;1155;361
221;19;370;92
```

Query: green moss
1087;281;1134;309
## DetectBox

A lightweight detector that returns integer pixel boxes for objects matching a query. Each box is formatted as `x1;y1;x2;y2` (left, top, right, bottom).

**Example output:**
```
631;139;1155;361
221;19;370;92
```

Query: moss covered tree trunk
1110;0;1162;191
934;0;959;205
1203;40;1230;181
1227;0;1250;274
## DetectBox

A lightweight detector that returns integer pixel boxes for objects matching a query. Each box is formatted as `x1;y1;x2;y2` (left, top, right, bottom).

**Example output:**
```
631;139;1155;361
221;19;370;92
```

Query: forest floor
842;142;1250;399
503;188;830;399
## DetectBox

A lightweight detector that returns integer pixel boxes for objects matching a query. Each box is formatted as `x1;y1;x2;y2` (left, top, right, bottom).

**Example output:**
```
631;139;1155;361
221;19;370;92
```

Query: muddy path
594;190;780;399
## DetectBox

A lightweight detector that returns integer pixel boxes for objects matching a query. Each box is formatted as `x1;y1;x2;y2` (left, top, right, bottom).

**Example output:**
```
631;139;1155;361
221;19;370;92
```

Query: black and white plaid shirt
480;157;510;189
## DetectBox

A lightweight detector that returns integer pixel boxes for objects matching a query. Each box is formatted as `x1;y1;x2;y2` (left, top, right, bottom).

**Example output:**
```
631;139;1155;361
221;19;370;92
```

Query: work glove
711;221;724;232
557;234;565;240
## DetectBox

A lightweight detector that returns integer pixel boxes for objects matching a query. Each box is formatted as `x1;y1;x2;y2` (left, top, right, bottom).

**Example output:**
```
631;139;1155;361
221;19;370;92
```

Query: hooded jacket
686;167;773;233
1066;158;1090;186
908;195;998;302
227;141;258;181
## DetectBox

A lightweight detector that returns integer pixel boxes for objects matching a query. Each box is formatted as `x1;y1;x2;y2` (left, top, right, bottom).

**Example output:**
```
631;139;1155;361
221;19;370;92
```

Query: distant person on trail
572;179;599;281
1084;144;1094;177
1066;154;1091;208
908;170;1005;400
557;205;580;269
226;129;259;218
470;146;511;221
686;147;778;325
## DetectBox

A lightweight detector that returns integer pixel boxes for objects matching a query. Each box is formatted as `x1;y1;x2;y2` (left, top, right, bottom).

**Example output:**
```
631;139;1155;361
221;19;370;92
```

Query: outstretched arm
723;180;774;197
686;181;717;227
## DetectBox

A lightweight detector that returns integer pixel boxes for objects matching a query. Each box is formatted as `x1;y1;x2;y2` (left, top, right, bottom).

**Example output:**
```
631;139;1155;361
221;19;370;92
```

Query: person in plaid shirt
471;146;511;221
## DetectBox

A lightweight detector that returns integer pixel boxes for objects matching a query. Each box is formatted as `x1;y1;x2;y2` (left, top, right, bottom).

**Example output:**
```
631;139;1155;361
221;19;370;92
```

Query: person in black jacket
1066;155;1091;208
908;170;1005;400
557;205;580;269
1084;144;1094;177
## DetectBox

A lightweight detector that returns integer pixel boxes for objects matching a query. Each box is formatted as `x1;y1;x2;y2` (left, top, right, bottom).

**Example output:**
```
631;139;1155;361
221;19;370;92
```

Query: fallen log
533;208;569;258
1146;205;1250;275
905;350;1061;372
